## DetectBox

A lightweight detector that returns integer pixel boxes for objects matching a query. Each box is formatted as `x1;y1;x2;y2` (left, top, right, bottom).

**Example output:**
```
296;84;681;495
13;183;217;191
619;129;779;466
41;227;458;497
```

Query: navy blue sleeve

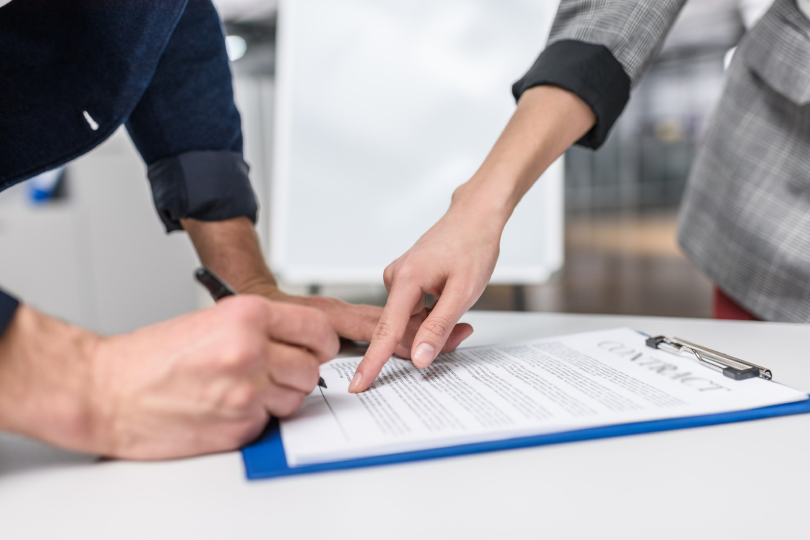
0;288;20;340
512;40;631;150
125;0;258;233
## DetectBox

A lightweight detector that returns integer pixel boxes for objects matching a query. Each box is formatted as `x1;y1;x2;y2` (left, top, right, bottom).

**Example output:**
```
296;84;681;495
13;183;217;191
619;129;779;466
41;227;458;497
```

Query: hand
346;86;596;393
241;282;434;360
348;201;501;393
0;297;339;460
178;86;594;398
183;216;437;358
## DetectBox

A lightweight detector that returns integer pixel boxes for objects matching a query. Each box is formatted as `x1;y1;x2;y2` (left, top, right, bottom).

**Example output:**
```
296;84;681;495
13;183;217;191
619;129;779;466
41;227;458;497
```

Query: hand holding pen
196;267;328;389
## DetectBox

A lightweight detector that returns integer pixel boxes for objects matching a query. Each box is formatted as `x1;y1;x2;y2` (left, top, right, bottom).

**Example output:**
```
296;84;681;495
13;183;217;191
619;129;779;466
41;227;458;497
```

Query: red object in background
713;288;760;321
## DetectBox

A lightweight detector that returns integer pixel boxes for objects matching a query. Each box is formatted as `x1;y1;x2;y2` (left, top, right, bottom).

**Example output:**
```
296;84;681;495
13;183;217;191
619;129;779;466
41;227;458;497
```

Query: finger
440;323;474;352
340;300;421;344
266;342;322;394
349;284;423;393
394;319;474;358
392;310;429;358
411;283;475;368
383;261;398;291
322;303;382;344
328;300;424;352
228;297;340;363
411;293;426;316
262;384;307;418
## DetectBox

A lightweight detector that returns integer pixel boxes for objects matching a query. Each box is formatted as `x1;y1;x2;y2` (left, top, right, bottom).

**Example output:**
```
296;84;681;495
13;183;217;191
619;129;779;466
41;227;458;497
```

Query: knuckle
226;295;268;326
219;337;263;370
323;334;340;360
391;264;416;282
373;320;395;341
286;353;321;391
310;312;339;358
383;265;395;287
452;280;479;301
424;315;452;339
223;382;260;412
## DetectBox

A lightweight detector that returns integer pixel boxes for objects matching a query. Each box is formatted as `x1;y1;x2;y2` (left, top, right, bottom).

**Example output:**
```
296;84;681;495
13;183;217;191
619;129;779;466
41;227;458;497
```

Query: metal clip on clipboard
645;336;773;381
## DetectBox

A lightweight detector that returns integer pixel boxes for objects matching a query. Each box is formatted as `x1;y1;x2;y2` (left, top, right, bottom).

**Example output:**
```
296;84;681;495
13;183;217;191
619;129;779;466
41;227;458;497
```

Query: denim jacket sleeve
125;0;258;232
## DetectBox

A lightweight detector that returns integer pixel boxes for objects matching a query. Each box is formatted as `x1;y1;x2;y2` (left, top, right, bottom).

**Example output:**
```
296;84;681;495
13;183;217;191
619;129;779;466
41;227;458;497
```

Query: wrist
229;270;280;296
0;305;104;453
183;217;280;294
449;173;519;231
238;276;287;300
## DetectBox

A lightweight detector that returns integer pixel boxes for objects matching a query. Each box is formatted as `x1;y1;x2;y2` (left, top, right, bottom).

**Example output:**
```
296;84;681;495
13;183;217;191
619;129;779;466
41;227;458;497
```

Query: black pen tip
319;377;327;389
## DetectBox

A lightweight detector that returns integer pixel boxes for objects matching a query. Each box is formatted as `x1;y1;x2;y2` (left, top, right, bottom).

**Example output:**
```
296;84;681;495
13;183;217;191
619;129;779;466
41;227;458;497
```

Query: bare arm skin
181;216;471;359
0;295;338;459
350;86;596;392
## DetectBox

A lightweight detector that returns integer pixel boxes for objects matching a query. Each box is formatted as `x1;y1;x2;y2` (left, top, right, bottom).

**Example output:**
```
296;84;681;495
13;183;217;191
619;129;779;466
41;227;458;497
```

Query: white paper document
281;328;807;467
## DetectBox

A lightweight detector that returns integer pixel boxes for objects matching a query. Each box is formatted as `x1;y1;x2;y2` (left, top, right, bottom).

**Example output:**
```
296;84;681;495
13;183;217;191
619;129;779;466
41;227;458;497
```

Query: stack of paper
281;328;807;467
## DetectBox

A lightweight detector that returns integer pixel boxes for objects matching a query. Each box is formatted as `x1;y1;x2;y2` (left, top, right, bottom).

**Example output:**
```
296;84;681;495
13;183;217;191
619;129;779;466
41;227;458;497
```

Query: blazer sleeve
513;0;687;149
124;0;258;232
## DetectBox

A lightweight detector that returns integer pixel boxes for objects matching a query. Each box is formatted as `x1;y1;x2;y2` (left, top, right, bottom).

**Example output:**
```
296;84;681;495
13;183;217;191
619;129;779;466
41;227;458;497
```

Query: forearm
182;217;279;293
450;85;595;223
0;292;338;459
0;305;102;452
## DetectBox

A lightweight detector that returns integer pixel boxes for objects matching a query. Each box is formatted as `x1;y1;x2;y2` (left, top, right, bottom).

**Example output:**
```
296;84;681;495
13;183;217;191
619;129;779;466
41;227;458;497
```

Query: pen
195;267;327;389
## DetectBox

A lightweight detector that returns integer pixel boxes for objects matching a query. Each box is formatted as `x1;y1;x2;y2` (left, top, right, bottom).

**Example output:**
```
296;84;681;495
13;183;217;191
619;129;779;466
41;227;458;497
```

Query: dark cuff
147;150;259;233
0;288;20;340
512;39;631;149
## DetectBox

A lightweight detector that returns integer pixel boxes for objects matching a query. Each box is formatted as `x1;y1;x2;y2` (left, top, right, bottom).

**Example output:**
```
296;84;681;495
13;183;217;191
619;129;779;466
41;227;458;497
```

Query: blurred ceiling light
226;35;248;61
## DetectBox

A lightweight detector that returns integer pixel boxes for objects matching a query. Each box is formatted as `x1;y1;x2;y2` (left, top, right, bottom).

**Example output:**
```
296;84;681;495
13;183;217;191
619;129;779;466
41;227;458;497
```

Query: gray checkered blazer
515;0;810;322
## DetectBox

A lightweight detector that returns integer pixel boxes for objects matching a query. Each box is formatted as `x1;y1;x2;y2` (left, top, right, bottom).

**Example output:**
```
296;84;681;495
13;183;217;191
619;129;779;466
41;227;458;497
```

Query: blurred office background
0;0;773;335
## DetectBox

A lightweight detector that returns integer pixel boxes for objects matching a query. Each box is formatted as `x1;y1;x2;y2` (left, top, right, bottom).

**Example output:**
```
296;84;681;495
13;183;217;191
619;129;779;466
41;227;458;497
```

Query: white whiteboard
271;0;562;285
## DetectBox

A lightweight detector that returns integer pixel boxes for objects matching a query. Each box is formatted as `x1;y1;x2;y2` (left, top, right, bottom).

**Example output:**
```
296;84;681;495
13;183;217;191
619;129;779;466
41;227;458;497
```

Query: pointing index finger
349;284;422;393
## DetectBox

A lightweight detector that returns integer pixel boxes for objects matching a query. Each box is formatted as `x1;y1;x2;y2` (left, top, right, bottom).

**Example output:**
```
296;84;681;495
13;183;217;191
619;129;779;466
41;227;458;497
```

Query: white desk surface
2;311;809;539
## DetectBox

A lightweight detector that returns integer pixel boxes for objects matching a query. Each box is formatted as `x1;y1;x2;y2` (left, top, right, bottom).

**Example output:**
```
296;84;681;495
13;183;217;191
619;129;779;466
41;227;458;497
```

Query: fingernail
348;371;363;393
413;343;435;368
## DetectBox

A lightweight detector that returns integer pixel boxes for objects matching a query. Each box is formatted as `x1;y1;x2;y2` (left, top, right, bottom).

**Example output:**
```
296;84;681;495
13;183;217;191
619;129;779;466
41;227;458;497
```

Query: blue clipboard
242;397;810;480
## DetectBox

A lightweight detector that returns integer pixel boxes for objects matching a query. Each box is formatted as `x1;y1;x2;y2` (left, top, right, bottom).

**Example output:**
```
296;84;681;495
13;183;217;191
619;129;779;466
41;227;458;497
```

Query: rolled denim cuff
0;287;20;340
147;150;259;233
512;39;631;150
